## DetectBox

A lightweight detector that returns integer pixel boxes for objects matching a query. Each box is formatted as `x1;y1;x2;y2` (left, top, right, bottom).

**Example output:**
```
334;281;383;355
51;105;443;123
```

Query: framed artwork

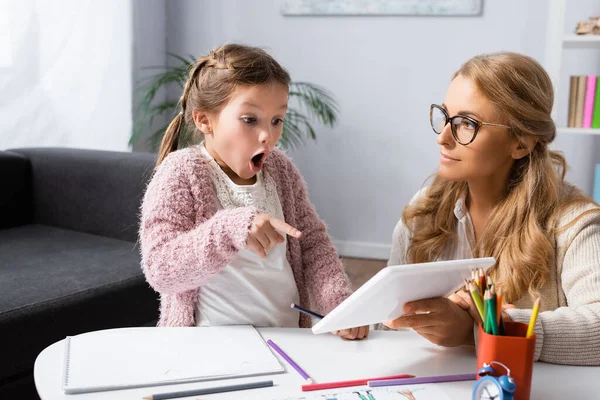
282;0;483;16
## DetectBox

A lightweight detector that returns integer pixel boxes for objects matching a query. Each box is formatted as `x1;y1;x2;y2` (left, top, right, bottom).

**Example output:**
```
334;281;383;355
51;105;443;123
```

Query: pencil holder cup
476;321;535;400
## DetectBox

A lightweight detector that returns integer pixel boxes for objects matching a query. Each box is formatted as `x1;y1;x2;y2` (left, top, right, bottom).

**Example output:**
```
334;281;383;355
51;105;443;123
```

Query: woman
386;52;600;366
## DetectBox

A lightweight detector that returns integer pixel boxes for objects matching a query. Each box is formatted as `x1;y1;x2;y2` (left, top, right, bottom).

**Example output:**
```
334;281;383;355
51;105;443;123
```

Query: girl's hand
383;297;474;347
331;325;369;340
247;214;302;258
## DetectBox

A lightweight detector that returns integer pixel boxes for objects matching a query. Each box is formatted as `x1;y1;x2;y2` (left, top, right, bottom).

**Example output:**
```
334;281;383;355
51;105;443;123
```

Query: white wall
132;0;167;152
0;0;133;151
165;0;599;259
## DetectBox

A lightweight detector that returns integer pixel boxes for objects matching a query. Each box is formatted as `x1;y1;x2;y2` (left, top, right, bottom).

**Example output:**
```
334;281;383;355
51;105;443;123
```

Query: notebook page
62;326;283;394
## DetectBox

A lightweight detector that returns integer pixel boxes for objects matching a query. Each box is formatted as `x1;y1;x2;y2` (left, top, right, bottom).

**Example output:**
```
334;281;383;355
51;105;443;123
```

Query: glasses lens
452;117;478;144
430;106;447;134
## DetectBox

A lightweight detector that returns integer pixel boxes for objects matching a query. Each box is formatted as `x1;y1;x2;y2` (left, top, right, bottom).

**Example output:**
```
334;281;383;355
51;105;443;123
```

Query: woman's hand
383;297;474;347
331;325;370;340
449;291;482;324
450;290;515;325
247;214;302;258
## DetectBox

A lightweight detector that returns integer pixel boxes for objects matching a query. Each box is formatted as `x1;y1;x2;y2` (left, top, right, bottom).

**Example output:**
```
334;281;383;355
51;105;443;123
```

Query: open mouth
251;152;265;168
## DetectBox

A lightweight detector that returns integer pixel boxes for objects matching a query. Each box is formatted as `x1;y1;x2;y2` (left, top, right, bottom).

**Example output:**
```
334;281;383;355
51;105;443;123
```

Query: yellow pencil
471;270;479;291
469;282;485;323
526;297;541;338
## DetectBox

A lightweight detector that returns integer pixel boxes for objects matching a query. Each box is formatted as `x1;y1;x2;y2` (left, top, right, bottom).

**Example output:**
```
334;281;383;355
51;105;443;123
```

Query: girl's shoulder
265;148;294;168
160;146;206;169
263;149;299;180
147;147;213;197
155;147;210;179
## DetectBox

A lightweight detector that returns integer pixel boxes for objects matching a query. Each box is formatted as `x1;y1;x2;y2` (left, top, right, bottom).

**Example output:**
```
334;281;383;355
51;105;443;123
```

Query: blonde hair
403;52;598;303
156;44;291;166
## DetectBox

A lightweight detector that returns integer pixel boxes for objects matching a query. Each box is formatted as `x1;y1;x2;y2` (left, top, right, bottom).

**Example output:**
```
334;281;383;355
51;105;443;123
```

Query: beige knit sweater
389;190;600;366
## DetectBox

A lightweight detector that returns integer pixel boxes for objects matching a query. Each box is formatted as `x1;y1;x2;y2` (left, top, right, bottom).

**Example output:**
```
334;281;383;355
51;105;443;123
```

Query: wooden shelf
557;127;600;135
563;35;600;48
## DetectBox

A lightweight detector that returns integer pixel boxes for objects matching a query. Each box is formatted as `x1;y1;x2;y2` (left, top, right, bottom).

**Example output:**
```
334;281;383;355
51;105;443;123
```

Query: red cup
476;321;535;400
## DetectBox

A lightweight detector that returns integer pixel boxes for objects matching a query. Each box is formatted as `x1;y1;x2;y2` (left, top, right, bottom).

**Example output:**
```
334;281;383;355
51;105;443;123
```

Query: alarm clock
472;361;517;400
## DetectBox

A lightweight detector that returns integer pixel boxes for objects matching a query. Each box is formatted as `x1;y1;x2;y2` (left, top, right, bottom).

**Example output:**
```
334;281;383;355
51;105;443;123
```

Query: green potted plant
131;54;339;151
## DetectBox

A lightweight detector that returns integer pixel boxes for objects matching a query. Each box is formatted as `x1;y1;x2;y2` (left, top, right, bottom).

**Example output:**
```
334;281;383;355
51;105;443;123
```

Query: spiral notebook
61;325;284;394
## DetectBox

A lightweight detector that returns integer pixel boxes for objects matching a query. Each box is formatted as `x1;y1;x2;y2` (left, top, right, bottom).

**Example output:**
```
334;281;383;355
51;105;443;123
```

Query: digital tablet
312;257;495;334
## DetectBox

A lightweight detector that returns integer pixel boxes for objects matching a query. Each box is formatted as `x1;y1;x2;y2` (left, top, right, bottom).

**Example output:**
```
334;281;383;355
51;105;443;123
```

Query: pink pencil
302;374;414;391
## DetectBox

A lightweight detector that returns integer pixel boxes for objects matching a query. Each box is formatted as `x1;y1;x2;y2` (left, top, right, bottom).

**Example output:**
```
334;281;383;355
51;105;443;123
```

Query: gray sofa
0;148;160;398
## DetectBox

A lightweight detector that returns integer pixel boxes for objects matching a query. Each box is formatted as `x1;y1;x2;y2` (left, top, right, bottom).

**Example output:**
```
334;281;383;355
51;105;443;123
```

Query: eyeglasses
429;104;511;145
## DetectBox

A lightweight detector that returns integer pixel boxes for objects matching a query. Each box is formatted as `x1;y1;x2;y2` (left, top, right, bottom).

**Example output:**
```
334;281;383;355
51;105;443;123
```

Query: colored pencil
302;374;414;391
488;285;499;335
469;282;485;323
483;290;490;333
142;380;273;400
496;288;502;325
471;270;479;291
496;287;504;335
479;267;486;289
526;297;541;338
291;303;324;319
368;373;477;387
267;339;313;383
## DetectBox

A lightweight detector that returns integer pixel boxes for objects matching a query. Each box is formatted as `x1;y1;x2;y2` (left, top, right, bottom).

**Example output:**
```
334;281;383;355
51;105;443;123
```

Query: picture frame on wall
281;0;483;16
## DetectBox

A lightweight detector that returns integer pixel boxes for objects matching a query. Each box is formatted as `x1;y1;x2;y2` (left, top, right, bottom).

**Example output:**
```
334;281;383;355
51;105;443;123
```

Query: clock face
474;378;502;400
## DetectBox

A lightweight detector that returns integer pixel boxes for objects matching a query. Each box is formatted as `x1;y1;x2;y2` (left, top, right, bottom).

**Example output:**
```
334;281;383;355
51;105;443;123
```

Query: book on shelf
568;75;599;129
575;76;587;128
583;75;597;128
568;76;578;127
593;79;600;128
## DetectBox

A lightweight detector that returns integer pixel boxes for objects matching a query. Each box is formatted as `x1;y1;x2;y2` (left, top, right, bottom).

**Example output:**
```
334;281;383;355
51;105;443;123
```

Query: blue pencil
291;303;324;319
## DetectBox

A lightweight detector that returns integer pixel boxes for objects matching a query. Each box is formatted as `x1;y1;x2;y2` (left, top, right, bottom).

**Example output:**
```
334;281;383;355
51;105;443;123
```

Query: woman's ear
192;110;213;135
511;137;536;160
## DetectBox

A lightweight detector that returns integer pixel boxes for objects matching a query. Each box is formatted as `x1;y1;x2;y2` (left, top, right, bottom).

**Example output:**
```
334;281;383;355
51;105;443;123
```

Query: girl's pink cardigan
139;147;353;328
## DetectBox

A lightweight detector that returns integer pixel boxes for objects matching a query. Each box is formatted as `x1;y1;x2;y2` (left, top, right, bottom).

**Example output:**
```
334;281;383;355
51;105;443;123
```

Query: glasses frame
429;104;511;145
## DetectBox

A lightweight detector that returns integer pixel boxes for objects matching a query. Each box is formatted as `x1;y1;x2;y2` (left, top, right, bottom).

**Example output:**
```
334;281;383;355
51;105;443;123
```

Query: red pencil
301;374;414;391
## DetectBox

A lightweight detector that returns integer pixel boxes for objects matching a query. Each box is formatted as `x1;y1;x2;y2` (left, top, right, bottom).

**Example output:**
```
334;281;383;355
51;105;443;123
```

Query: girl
385;52;600;365
139;44;368;340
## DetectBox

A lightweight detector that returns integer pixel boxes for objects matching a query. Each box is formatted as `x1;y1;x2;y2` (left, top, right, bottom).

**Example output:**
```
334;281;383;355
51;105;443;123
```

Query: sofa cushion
10;148;156;242
0;224;158;380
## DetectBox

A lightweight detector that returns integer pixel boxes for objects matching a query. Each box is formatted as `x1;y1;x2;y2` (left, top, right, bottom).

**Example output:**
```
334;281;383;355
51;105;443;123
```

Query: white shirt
195;144;300;327
389;189;475;266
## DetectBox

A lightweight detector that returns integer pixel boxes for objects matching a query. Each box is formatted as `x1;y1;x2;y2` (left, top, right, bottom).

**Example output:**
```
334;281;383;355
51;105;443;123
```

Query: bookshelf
545;0;600;198
545;0;600;135
557;127;600;135
563;35;600;48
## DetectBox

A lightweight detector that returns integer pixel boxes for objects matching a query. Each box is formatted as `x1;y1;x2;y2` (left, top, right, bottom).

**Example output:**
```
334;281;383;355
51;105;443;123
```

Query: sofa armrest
9;148;156;242
0;151;32;229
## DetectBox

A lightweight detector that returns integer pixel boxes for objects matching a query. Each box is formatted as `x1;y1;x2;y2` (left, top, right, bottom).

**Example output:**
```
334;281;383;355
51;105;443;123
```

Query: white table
35;328;598;399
